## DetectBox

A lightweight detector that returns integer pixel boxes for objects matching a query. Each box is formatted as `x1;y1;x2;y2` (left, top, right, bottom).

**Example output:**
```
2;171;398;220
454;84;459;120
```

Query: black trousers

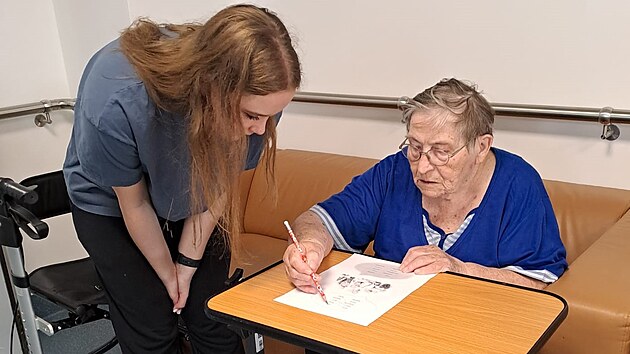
71;205;244;354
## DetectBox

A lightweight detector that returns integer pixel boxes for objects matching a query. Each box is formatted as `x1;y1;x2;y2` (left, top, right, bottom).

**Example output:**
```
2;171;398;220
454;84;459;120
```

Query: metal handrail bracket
0;99;76;126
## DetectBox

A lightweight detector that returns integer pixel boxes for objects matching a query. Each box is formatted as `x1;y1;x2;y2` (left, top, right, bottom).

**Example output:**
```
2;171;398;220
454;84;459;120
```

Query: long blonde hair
119;4;301;254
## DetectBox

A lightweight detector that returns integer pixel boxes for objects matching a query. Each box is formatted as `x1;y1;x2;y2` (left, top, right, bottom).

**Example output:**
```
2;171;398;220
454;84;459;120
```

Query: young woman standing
63;5;301;353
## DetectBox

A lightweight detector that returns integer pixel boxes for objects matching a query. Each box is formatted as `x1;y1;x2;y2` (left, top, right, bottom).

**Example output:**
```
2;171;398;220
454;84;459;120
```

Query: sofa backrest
543;180;630;264
239;149;630;265
241;149;378;240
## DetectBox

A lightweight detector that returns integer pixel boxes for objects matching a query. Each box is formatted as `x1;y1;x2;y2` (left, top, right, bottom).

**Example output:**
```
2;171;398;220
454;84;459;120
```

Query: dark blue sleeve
498;179;568;282
318;156;394;251
244;112;282;170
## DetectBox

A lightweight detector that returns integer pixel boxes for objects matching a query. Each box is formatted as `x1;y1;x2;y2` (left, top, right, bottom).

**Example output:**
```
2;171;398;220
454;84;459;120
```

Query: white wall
1;0;629;351
125;0;630;190
128;1;630;107
52;0;131;92
0;1;69;107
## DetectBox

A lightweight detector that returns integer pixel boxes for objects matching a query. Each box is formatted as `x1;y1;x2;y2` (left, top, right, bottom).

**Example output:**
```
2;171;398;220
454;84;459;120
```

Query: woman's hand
172;264;196;313
157;264;180;311
282;240;325;294
400;245;466;274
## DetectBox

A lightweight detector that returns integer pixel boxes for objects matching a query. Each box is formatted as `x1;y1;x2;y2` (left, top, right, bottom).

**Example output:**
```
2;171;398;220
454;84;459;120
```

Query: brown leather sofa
234;149;630;354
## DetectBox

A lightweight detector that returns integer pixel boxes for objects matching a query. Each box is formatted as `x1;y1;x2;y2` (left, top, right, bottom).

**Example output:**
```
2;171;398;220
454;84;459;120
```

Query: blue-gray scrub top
63;39;278;221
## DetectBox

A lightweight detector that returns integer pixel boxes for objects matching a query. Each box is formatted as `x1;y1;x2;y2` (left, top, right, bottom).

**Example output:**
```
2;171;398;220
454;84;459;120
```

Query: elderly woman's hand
400;245;466;275
282;240;325;294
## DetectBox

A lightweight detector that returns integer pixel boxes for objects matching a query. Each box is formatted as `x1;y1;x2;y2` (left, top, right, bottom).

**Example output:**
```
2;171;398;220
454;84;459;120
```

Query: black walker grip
0;178;38;205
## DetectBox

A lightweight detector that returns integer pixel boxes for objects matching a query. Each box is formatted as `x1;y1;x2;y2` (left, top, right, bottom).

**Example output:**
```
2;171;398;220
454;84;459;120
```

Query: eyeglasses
398;138;468;166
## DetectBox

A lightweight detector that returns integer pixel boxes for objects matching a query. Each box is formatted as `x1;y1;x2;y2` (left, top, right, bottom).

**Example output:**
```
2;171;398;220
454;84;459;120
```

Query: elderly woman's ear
475;134;494;163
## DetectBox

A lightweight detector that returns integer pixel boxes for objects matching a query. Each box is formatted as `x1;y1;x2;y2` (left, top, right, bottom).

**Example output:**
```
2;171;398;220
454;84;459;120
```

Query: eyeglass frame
398;138;470;166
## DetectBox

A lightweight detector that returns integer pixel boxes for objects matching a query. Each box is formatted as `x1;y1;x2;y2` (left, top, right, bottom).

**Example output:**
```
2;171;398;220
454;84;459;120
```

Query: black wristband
177;252;202;268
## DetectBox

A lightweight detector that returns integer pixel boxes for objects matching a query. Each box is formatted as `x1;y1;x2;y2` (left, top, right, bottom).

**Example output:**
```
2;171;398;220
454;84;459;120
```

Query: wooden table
206;251;567;353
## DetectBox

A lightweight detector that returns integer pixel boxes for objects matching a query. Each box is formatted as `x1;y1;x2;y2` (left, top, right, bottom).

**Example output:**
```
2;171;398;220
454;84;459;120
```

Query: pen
283;220;329;304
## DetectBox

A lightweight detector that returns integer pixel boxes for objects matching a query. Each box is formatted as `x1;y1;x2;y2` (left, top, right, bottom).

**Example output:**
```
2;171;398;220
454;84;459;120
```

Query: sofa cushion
242;149;378;241
232;233;288;278
542;210;630;353
544;180;630;263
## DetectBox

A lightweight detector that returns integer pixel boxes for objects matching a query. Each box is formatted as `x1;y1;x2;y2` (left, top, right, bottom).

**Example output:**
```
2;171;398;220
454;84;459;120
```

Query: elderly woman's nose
415;154;434;174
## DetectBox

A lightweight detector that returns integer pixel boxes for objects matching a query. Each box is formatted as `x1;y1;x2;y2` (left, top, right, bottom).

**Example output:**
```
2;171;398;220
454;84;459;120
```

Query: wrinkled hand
400;245;466;275
172;264;196;313
282;241;324;294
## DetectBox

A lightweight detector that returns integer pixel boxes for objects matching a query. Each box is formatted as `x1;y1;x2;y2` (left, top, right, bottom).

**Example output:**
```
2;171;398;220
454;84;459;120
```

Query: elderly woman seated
283;78;567;291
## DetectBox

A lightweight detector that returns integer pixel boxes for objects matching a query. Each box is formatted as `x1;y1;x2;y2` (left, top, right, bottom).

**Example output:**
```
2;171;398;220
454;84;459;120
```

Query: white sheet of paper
274;253;436;326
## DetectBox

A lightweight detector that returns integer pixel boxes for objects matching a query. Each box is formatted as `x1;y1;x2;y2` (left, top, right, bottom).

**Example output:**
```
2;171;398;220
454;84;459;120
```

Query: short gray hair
400;78;494;144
